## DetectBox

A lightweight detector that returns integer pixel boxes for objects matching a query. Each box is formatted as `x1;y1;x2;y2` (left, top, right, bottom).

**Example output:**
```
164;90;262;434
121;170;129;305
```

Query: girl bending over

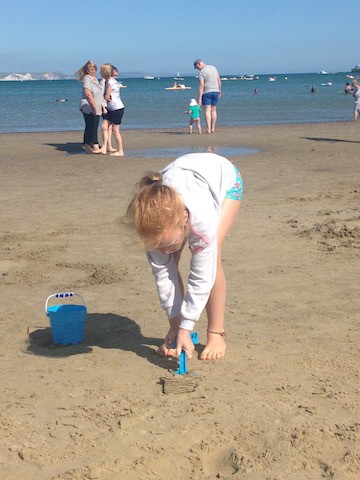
126;153;243;360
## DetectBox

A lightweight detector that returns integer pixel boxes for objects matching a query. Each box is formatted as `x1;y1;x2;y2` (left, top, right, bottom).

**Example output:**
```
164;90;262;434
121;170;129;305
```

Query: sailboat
173;72;184;80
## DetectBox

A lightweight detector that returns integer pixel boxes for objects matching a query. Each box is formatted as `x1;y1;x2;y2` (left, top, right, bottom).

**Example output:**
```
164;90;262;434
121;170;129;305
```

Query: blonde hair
100;63;113;79
126;173;186;249
76;60;97;81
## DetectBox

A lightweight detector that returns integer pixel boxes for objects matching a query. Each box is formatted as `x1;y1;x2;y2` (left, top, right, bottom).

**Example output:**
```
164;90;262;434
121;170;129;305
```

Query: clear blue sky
1;0;358;75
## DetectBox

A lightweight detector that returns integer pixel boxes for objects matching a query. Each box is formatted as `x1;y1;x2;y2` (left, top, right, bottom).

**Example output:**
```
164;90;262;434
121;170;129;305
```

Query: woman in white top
99;63;125;156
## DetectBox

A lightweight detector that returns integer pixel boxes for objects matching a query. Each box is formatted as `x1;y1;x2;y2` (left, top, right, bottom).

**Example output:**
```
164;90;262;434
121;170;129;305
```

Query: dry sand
0;123;359;479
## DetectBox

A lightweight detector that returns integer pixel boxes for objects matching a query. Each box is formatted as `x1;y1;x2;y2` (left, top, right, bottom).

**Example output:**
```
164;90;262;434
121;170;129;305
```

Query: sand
0;122;359;479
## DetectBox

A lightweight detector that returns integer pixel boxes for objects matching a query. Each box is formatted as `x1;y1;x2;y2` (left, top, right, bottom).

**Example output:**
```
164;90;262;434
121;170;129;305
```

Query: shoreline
0;118;354;136
1;121;359;479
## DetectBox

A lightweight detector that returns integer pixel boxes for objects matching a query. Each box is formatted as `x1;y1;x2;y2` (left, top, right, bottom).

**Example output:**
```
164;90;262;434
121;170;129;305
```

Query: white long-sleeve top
146;153;238;331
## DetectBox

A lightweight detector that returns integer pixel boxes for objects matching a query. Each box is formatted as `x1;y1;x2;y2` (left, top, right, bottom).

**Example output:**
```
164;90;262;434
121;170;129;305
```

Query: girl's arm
104;82;113;102
146;250;183;319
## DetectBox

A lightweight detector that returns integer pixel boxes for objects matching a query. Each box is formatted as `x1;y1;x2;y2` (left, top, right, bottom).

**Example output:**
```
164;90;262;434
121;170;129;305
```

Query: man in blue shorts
194;59;222;133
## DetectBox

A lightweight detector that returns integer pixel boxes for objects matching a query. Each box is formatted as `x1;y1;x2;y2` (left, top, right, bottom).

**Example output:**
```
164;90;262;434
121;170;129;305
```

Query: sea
0;72;356;133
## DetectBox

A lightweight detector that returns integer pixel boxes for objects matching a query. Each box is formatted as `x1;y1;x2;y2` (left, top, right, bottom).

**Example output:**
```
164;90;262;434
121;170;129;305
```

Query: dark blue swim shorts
202;92;219;106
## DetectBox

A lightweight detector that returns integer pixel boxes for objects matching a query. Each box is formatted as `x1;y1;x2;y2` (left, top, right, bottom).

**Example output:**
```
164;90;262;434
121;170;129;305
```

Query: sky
1;0;358;76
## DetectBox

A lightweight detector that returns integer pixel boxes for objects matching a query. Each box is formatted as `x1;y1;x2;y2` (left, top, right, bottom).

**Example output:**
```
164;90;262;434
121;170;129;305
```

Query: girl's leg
110;124;124;156
196;118;202;135
107;124;116;152
99;119;109;154
189;119;193;134
201;198;241;360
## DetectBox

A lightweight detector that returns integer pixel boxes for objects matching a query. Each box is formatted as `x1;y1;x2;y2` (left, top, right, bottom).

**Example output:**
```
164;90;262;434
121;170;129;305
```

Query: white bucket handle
45;292;86;314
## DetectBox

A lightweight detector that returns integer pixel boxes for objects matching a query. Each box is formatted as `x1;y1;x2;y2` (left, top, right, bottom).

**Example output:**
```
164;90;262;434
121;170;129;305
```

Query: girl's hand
176;328;194;359
164;316;181;349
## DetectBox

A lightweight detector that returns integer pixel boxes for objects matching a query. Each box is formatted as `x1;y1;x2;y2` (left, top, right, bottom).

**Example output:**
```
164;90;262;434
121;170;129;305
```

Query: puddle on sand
127;145;259;158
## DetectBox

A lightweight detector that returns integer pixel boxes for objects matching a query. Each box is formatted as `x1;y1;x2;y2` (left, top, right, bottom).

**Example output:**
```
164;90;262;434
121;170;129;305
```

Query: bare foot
156;343;177;357
97;148;107;154
199;332;226;360
107;148;116;153
110;151;124;156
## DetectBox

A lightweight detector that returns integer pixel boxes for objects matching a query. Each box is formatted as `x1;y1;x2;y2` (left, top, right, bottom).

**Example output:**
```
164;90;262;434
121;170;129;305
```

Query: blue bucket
45;292;87;345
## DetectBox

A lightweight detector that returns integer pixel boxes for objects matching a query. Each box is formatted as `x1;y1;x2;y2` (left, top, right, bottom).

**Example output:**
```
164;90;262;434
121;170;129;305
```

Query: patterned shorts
225;166;243;201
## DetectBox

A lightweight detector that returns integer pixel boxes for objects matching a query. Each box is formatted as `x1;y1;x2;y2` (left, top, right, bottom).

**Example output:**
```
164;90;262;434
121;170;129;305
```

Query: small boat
346;74;355;79
165;83;191;91
144;74;155;80
319;70;328;75
268;76;276;82
173;72;184;80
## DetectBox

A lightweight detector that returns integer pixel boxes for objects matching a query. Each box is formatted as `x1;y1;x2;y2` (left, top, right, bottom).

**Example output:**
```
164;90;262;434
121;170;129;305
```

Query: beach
1;123;359;479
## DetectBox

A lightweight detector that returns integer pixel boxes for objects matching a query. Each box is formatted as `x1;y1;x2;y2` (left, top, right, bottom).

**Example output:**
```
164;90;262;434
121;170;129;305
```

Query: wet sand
1;123;359;479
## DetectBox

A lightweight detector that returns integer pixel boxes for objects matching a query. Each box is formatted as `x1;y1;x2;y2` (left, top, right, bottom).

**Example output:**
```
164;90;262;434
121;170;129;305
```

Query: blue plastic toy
173;331;199;375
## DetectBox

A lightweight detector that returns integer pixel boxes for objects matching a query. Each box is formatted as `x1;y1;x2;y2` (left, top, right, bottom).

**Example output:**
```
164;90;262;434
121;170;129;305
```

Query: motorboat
268;76;276;82
319;70;328;75
144;74;155;79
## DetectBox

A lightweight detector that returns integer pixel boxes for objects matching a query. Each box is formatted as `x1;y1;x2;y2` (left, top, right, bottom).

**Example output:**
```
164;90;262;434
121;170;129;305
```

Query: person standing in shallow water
125;153;243;361
185;98;202;134
193;59;221;134
76;60;105;154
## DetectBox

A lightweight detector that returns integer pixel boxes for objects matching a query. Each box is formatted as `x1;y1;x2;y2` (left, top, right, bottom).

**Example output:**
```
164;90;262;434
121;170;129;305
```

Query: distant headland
0;71;193;81
0;71;75;81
